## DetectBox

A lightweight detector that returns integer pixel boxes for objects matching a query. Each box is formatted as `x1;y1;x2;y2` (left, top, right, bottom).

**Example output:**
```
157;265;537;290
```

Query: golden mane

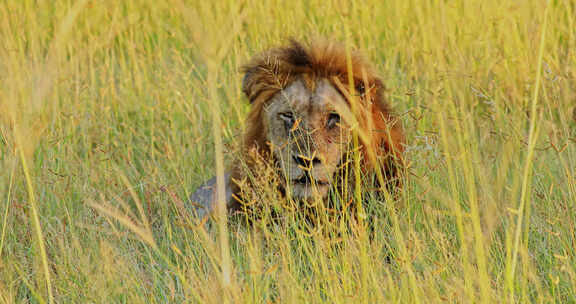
237;39;405;181
191;39;407;218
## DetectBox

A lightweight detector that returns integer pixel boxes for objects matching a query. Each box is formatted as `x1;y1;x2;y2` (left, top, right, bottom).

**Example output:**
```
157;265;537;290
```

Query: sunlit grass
1;0;575;302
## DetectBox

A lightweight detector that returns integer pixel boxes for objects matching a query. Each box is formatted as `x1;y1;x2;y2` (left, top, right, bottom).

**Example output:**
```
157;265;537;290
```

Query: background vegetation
0;0;575;302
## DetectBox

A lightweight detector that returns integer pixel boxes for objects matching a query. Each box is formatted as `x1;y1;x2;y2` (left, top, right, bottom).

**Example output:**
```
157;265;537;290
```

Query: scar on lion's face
263;78;352;199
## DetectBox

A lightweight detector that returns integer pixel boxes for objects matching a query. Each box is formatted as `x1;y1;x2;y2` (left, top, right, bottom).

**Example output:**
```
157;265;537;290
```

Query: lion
191;39;405;221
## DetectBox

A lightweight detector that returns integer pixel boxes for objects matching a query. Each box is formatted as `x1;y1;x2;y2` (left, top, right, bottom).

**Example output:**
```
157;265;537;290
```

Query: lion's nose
293;155;321;167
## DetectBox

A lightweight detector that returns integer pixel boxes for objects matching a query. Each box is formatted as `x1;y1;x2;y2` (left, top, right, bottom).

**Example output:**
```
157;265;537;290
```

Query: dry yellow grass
0;0;575;302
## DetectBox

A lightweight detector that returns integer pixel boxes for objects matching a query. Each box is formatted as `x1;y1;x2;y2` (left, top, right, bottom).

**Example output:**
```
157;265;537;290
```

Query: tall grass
1;0;575;302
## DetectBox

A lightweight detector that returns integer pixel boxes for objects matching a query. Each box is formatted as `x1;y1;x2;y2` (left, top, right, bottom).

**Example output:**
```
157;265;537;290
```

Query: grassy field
1;0;575;302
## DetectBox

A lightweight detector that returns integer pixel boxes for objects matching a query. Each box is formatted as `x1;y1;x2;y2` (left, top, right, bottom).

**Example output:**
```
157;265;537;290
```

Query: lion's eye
326;112;340;129
279;112;295;129
355;83;365;96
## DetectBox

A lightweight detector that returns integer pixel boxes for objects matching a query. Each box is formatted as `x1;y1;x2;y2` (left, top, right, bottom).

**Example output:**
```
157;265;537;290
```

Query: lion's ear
242;68;256;103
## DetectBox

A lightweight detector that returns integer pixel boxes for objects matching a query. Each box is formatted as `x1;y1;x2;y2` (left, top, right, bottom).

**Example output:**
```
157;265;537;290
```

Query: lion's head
231;39;405;204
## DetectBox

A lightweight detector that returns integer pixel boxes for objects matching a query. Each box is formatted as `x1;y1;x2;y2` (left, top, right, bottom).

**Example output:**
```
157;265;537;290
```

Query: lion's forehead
265;78;346;118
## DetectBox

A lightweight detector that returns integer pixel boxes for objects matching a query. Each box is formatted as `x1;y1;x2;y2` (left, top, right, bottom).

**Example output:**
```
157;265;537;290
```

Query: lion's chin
287;183;330;200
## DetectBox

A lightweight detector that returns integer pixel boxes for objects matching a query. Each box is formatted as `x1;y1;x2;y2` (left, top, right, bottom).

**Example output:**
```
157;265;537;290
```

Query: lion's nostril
293;155;306;166
293;155;321;167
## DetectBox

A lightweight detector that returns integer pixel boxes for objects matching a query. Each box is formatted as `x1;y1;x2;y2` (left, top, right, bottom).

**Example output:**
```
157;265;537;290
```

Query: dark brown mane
242;39;383;104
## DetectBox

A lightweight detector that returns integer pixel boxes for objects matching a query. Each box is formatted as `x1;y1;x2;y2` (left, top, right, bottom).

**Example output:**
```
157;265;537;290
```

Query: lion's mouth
292;174;329;186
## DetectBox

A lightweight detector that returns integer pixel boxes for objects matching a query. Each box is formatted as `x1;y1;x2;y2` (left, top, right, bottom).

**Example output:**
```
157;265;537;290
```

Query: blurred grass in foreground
0;0;575;302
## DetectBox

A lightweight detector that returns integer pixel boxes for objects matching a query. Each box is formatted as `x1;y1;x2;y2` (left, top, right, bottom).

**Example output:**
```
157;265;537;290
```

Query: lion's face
262;78;351;199
234;40;406;209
